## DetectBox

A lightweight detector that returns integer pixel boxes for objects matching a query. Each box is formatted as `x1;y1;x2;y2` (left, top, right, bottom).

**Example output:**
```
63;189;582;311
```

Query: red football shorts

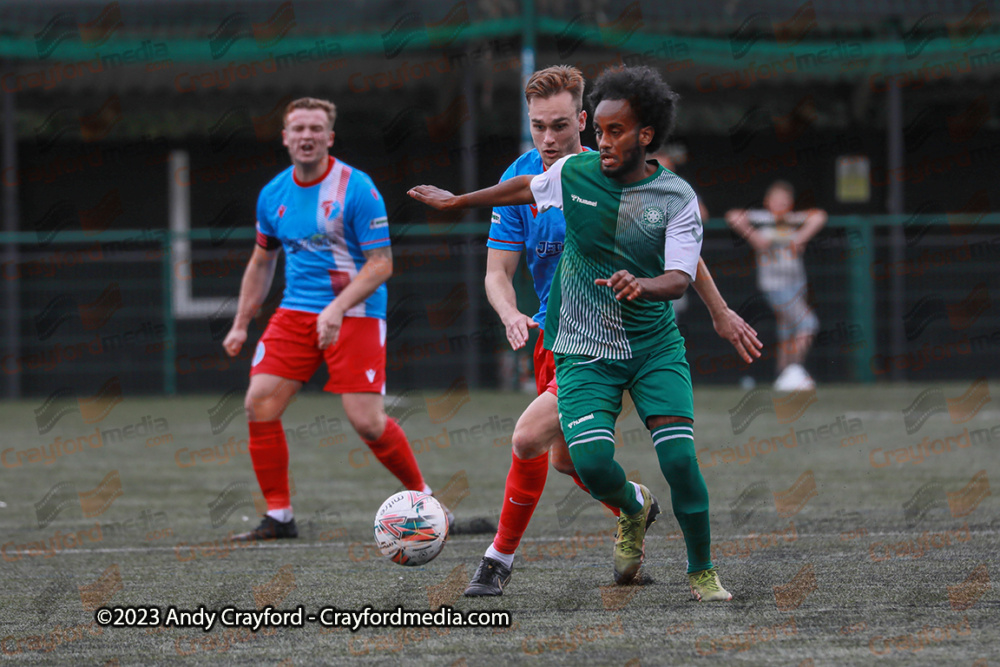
533;329;558;396
250;308;386;394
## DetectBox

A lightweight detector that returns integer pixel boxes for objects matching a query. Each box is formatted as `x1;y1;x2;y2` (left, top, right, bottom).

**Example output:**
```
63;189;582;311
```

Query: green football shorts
554;343;694;438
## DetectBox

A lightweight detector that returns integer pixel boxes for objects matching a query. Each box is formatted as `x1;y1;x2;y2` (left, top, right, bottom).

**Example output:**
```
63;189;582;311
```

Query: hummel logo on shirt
366;369;376;382
570;194;597;207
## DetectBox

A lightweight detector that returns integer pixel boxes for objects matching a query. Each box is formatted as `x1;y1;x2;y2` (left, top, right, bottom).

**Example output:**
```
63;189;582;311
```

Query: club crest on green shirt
641;206;666;227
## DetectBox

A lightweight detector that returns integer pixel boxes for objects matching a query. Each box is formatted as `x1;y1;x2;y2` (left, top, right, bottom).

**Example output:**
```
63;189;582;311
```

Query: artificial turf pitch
0;384;996;665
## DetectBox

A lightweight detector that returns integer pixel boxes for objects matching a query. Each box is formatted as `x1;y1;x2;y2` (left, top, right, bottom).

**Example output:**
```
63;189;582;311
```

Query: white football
373;491;449;566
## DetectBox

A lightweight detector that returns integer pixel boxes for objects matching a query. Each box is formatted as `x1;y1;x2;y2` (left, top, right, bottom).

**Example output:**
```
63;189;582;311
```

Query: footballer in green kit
410;66;753;601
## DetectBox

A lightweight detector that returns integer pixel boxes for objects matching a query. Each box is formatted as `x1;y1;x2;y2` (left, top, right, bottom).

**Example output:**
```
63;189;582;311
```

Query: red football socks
248;420;290;510
493;451;549;554
363;417;425;491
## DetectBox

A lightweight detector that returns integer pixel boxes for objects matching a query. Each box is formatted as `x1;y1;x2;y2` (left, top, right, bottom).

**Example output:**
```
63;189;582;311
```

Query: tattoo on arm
363;246;393;263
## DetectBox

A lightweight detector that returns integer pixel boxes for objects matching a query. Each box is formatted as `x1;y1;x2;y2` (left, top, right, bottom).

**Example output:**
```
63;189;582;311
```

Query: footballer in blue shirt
222;98;441;541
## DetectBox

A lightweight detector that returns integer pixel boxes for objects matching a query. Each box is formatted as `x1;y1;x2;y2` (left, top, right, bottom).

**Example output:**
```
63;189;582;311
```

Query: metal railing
1;214;997;397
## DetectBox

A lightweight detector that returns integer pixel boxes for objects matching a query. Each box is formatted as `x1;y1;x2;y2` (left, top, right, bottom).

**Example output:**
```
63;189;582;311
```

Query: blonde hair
283;97;337;129
766;180;795;199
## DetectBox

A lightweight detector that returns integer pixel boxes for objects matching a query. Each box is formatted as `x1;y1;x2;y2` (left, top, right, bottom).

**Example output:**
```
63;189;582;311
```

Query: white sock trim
266;508;293;523
631;482;643;507
485;544;515;568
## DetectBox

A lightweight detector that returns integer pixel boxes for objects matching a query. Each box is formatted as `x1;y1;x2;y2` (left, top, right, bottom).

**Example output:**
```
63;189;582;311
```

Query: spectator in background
725;181;827;391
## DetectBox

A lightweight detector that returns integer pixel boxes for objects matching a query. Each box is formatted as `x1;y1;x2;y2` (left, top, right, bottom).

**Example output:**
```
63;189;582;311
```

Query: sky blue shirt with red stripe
256;156;390;318
487;148;590;329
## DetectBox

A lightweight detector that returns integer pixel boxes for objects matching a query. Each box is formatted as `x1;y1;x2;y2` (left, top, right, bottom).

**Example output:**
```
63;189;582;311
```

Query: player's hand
503;312;539;350
223;327;247;357
597;270;645;301
407;185;460;211
712;306;763;364
317;304;344;350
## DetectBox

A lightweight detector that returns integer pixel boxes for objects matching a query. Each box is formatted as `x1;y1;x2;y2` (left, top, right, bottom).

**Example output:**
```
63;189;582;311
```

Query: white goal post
169;150;238;319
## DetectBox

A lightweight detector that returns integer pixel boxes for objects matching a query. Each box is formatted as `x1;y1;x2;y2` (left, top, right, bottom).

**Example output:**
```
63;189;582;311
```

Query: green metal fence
2;214;997;398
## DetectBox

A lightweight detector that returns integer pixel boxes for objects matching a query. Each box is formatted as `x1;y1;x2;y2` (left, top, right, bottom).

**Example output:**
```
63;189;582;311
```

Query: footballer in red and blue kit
487;147;592;395
256;157;390;320
251;157;391;394
224;98;437;543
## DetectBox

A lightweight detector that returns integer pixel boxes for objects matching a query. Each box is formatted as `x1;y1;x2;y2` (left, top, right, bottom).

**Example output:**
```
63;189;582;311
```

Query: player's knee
244;392;273;422
351;413;387;443
243;393;256;421
799;311;819;337
511;422;547;459
659;451;699;481
243;392;284;421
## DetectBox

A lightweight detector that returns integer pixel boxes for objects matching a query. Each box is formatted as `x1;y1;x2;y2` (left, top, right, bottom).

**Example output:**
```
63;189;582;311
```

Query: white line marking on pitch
14;528;1000;558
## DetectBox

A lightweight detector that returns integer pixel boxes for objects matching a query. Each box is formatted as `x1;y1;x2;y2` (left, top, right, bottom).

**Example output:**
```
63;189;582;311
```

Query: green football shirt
532;151;703;359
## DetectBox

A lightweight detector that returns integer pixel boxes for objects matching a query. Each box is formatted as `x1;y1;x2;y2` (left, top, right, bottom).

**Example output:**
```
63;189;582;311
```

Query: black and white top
747;210;810;292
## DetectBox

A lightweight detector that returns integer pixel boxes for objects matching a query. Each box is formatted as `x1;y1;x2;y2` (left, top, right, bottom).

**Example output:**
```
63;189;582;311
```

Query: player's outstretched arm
408;175;535;211
691;257;763;364
317;246;393;349
223;244;280;357
485;248;537;351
